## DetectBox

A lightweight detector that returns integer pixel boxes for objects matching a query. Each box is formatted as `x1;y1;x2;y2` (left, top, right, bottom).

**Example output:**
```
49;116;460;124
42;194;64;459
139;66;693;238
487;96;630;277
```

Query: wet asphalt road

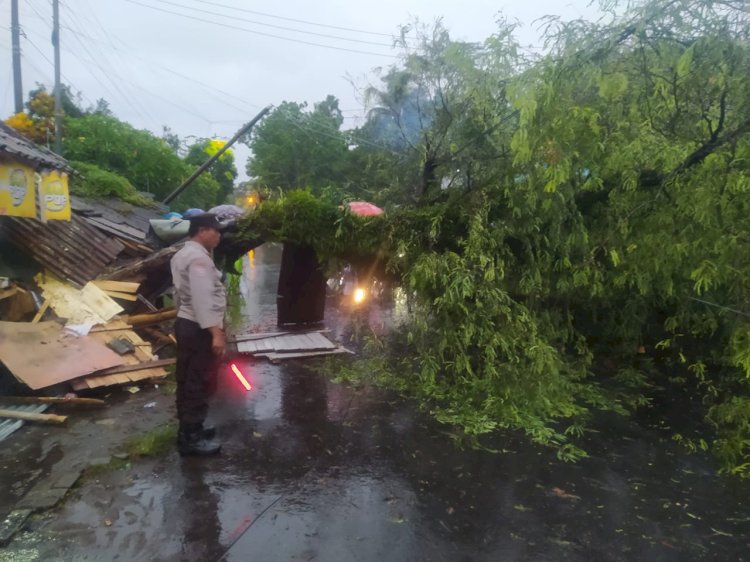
4;243;750;562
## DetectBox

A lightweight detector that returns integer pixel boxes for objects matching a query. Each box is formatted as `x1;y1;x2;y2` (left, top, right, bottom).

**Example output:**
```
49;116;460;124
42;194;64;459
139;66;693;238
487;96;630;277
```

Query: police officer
170;213;227;456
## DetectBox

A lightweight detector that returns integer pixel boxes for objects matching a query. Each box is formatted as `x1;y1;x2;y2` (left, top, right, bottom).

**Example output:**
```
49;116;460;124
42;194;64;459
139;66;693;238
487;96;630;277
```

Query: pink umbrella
347;201;384;216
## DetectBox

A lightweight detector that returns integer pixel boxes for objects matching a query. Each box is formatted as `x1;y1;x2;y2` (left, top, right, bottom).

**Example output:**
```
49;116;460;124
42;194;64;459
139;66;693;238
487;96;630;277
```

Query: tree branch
668;117;750;178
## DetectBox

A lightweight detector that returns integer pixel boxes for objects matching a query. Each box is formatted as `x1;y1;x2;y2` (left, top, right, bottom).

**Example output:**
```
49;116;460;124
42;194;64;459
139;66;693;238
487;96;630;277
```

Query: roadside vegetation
6;0;750;476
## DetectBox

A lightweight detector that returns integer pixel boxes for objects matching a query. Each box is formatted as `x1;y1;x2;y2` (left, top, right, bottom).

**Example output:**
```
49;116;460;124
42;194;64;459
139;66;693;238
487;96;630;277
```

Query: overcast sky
1;0;603;179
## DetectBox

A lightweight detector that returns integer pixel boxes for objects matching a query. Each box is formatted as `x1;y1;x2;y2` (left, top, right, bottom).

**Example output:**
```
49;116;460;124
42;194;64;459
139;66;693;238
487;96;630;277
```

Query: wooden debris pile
0;268;178;437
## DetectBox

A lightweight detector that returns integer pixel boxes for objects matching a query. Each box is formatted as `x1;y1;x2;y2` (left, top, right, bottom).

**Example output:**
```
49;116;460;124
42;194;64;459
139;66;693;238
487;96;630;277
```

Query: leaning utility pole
162;105;272;205
52;0;63;154
11;0;23;113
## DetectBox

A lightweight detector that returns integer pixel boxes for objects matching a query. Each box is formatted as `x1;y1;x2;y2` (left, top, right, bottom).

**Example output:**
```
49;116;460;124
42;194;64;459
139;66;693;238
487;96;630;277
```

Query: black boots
200;425;216;439
178;425;220;456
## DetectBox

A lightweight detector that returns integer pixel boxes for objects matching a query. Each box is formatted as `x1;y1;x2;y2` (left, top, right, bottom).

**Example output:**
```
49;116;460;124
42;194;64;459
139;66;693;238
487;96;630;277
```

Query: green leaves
239;0;750;475
63;113;220;209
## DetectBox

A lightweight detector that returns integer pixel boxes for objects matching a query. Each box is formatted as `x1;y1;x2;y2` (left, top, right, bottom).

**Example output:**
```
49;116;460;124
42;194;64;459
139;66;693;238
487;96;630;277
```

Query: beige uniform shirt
170;241;226;329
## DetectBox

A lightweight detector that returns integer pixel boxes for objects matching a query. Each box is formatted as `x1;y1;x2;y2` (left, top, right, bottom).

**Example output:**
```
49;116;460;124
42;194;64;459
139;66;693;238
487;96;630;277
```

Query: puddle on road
5;243;749;561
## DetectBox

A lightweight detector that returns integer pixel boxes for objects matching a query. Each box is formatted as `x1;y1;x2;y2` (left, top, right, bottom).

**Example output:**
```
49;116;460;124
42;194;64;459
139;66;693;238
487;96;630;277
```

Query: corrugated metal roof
0;404;49;442
71;196;165;247
0;214;124;287
0;122;73;172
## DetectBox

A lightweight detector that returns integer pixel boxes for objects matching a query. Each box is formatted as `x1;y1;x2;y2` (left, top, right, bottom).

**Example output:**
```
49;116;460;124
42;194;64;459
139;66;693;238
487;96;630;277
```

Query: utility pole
11;0;23;113
162;105;272;205
52;0;63;154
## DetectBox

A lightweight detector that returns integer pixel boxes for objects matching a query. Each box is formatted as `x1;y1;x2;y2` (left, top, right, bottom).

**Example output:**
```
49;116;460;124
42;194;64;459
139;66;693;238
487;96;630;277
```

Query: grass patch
84;457;130;479
124;423;177;458
160;369;177;395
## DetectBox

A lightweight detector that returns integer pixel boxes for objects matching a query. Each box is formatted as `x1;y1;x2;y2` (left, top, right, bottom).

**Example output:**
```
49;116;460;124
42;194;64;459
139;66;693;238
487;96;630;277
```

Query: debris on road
235;330;353;363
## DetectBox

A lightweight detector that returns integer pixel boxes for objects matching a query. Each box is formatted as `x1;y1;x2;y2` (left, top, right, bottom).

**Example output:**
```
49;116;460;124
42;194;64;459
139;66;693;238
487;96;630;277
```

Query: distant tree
162;126;182;155
185;138;238;205
5;85;89;145
245;96;349;193
93;98;113;116
359;20;520;204
63;113;219;209
27;84;85;118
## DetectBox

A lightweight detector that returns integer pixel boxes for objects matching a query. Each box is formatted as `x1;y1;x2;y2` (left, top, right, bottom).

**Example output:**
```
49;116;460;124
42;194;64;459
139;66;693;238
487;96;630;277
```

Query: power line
688;297;750;319
60;47;216;124
122;0;397;58
23;0;156;126
272;106;403;156
58;25;263;114
21;31;96;108
73;0;193;127
184;0;400;39
60;7;159;126
151;0;394;47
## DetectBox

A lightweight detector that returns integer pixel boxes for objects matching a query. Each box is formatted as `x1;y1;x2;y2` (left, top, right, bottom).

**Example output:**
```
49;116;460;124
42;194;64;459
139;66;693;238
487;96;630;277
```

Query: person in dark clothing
170;213;227;456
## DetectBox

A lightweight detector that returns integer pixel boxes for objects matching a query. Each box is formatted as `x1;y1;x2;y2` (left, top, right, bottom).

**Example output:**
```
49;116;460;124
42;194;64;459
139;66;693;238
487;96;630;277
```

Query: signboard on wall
39;170;71;221
0;163;36;218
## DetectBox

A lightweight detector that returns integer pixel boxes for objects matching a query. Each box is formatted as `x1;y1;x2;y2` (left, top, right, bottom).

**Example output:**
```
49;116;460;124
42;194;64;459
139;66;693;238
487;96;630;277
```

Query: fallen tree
236;0;750;476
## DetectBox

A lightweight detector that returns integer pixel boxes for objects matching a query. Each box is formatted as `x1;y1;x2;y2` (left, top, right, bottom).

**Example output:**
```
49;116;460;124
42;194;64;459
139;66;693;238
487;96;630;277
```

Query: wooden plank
31;300;50;323
308;332;338;350
92;280;141;293
231;331;292;342
0;408;67;424
102;290;139;302
229;329;329;343
91;358;175;377
236;340;258;354
124;309;177;327
0;396;105;406
0;286;20;301
235;332;338;354
72;366;168;390
257;347;354;362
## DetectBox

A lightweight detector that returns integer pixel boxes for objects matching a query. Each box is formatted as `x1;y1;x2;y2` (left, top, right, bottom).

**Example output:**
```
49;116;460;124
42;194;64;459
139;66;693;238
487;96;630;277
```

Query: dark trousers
175;318;218;434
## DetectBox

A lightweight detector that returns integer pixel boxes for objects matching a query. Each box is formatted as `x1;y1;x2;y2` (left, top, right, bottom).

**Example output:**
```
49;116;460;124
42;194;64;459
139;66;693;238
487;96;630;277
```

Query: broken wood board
1;396;105;407
236;332;337;355
0;286;21;301
92;280;141;294
255;347;354;363
230;329;329;343
0;286;35;322
88;358;175;376
0;404;49;442
121;308;177;327
72;360;173;390
35;273;123;325
0;321;126;390
102;290;139;302
71;319;170;390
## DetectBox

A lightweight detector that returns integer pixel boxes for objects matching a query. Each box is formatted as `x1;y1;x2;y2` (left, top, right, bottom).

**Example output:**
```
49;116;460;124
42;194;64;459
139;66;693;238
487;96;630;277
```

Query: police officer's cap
188;213;227;230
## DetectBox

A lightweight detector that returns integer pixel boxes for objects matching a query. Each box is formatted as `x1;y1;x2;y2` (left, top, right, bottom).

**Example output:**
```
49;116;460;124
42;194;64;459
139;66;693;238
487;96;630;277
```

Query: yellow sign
40;171;71;221
0;163;36;218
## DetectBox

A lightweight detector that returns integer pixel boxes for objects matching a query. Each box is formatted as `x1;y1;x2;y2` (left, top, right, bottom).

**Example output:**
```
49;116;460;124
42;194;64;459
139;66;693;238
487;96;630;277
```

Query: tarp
149;218;189;243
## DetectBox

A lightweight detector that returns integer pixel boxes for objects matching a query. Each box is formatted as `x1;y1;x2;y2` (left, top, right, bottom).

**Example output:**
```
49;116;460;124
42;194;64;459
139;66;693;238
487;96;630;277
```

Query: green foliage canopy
62;113;220;209
237;0;750;476
244;96;349;194
185;138;238;205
